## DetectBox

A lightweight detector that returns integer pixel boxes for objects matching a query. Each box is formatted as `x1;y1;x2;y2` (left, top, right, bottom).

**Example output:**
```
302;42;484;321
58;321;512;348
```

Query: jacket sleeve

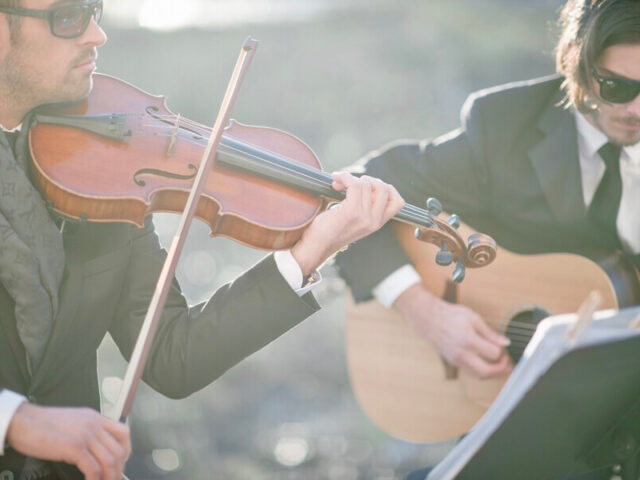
335;95;492;302
108;219;320;399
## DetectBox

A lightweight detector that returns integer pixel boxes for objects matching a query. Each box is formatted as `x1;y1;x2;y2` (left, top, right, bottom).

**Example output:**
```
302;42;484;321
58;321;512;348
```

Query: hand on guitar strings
394;283;512;379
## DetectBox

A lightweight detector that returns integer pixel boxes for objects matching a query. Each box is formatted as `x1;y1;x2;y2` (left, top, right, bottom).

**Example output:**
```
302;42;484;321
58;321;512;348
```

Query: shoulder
457;74;567;155
462;74;564;124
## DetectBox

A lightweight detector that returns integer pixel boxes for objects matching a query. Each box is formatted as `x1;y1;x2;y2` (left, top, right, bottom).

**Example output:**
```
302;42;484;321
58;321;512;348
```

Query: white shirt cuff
0;390;27;455
372;264;421;308
274;250;322;297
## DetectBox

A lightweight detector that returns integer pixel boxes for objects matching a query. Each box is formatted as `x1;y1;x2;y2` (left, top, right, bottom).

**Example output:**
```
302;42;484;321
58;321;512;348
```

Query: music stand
428;306;640;480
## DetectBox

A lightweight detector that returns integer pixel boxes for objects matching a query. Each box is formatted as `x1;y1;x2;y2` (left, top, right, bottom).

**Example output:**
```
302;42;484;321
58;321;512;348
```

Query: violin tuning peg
452;261;466;284
435;242;453;266
425;197;443;216
448;214;460;229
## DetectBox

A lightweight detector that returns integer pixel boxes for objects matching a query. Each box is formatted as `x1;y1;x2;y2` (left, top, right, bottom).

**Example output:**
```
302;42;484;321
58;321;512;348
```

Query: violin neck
216;136;436;230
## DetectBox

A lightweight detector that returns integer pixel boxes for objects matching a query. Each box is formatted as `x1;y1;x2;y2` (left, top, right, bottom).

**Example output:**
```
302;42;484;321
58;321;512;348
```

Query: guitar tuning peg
425;197;442;216
452;261;466;283
448;214;460;229
435;241;453;266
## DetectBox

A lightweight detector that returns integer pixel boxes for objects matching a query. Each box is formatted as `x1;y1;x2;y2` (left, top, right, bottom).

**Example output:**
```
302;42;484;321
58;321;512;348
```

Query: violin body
30;74;325;250
30;74;495;272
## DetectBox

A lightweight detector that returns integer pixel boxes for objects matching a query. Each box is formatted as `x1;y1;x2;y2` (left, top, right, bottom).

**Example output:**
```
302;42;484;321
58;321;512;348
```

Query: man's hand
394;283;512;379
7;403;131;480
291;172;404;278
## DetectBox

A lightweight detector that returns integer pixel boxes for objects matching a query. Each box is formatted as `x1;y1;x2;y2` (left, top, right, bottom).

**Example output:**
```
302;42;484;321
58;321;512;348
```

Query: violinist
0;1;404;479
335;0;640;478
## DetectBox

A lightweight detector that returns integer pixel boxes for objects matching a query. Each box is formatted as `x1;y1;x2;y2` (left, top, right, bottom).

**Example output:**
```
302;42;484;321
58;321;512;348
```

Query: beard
0;43;96;116
589;109;640;147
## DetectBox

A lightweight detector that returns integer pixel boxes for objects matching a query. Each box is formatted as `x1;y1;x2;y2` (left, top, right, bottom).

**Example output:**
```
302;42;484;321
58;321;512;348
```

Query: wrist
393;283;447;334
290;235;329;279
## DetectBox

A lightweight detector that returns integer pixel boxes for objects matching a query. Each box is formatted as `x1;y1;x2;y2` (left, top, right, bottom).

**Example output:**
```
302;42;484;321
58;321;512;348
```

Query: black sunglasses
591;67;640;104
0;0;102;39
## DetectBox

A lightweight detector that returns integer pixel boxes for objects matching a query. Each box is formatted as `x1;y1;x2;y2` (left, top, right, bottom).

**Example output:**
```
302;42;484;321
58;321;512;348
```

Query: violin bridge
166;113;181;157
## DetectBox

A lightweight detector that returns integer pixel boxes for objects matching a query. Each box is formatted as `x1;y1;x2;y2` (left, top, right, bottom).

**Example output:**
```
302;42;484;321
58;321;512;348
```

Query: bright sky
105;0;352;31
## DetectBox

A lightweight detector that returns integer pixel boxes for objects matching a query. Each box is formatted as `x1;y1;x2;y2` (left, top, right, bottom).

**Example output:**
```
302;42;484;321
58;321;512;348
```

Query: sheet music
428;306;640;480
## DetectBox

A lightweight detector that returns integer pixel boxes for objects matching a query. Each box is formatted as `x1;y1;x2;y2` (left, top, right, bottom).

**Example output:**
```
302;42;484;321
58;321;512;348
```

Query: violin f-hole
133;164;198;186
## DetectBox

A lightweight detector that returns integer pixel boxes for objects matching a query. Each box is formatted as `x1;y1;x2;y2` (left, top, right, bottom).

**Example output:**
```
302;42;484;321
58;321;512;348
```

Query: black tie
588;142;622;247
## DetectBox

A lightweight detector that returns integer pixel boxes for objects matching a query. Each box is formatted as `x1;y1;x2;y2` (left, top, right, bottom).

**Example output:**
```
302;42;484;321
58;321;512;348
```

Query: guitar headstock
413;198;496;283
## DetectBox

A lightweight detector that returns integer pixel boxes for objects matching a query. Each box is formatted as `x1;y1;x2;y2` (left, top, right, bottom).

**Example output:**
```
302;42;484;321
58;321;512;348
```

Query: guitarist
336;0;640;478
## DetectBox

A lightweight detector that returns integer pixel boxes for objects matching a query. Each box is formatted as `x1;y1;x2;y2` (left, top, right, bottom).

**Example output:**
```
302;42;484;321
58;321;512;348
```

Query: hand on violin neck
290;172;404;277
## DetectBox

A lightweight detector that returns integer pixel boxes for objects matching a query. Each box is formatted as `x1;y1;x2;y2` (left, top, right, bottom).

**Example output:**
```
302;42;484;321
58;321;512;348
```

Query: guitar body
345;222;640;443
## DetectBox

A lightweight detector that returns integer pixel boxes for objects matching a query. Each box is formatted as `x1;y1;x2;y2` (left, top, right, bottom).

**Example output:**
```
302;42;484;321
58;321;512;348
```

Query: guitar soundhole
504;306;550;363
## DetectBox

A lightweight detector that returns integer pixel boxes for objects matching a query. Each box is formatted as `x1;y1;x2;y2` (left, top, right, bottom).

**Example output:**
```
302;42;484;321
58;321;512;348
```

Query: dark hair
556;0;640;110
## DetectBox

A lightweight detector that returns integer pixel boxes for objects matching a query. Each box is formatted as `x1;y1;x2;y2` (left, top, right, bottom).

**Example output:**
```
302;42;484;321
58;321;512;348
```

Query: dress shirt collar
574;110;609;159
626;138;640;167
0;123;22;133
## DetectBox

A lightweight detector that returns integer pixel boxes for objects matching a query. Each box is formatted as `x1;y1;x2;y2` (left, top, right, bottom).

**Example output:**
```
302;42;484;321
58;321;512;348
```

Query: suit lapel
29;246;83;392
0;283;30;385
528;94;586;224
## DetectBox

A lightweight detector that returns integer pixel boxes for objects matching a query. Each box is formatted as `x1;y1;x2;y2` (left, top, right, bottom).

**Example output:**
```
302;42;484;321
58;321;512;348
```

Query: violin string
221;141;438;228
138;116;450;221
199;133;438;227
133;120;440;229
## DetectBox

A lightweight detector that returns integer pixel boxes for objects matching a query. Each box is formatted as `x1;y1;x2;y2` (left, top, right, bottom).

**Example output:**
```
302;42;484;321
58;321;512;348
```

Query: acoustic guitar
345;221;640;443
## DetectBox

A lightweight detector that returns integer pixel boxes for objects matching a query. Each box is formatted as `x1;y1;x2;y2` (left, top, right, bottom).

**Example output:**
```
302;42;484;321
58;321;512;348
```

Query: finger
96;427;128;480
462;351;512;379
88;432;118;480
467;331;506;362
331;171;355;191
369;178;390;225
72;447;102;480
385;184;405;217
357;176;373;219
101;420;131;460
473;317;510;347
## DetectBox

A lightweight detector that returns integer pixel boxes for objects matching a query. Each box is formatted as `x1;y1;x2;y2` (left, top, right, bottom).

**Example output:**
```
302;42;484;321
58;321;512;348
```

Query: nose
79;17;107;47
625;92;640;118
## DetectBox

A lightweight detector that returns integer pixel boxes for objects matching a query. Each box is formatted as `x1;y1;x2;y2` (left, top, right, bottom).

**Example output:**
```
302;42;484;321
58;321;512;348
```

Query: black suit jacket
0;218;319;408
336;75;619;302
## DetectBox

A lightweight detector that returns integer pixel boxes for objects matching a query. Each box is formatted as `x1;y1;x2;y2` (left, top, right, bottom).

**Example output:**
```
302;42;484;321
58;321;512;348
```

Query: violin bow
110;37;259;423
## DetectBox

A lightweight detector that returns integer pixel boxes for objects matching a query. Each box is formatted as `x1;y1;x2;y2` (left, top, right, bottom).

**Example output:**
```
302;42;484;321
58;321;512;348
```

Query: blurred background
95;0;564;478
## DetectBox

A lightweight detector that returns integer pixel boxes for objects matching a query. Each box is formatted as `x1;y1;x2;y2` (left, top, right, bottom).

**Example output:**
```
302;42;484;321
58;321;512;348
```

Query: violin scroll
413;198;497;283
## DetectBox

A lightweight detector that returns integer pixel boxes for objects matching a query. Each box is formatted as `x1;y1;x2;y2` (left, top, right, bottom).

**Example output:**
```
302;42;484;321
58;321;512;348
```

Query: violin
29;73;495;276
